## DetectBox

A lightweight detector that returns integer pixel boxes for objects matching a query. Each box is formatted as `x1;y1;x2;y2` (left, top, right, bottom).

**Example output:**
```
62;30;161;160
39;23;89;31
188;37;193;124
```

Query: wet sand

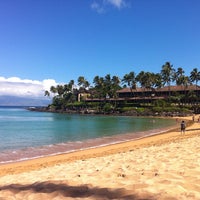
0;115;200;199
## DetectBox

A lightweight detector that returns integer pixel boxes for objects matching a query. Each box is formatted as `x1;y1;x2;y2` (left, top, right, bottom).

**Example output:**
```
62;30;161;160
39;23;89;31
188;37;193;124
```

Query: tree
111;75;121;98
136;72;161;99
190;68;200;103
161;62;175;96
122;72;136;96
93;76;105;99
56;85;64;97
63;80;76;103
50;80;76;110
144;72;162;90
68;80;75;89
93;74;121;100
182;75;190;88
78;76;90;92
50;86;57;94
104;74;112;98
190;68;200;89
153;73;162;88
44;90;50;97
136;71;145;88
173;67;185;85
45;61;198;113
181;75;191;103
136;71;157;89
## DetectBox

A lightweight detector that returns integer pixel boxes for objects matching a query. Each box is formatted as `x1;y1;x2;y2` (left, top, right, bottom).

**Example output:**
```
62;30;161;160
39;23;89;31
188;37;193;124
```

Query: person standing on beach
180;120;186;135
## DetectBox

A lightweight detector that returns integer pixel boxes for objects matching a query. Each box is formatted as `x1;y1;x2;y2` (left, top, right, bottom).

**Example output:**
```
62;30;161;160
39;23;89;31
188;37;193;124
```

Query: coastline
0;115;200;199
0;124;177;165
0;109;178;165
0;118;179;171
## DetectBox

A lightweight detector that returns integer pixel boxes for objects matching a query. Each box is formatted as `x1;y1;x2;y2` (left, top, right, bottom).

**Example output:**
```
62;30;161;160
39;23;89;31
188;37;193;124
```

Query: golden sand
0;115;200;199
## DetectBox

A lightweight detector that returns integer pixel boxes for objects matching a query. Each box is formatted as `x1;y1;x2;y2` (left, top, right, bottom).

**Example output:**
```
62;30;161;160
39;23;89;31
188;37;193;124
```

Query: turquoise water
0;107;177;163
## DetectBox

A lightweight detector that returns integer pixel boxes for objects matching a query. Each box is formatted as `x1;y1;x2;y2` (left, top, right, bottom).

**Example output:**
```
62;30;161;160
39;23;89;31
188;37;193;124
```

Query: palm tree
93;75;105;99
190;68;200;103
160;62;175;97
111;75;121;98
78;76;90;92
182;75;190;88
102;74;118;98
136;71;145;88
144;72;154;89
181;75;191;103
63;80;76;104
173;67;185;85
50;86;57;95
153;73;162;88
136;71;157;89
135;71;152;102
50;85;63;109
190;68;200;89
136;72;158;98
44;90;50;97
122;72;136;96
56;85;64;97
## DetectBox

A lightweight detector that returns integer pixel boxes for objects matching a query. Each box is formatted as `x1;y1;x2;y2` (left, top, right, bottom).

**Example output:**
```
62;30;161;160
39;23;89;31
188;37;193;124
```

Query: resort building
85;85;200;104
118;85;200;100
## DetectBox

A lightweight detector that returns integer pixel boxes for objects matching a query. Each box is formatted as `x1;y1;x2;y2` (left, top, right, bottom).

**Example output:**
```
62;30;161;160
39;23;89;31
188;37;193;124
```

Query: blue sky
0;0;200;97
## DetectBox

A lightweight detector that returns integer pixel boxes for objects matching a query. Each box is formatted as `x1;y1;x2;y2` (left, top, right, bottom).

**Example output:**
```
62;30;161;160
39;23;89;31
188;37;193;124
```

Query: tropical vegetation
44;62;200;115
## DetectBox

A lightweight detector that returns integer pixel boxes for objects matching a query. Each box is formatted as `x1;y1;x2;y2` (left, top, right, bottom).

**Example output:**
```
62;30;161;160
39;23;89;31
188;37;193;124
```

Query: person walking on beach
192;115;195;122
180;120;186;135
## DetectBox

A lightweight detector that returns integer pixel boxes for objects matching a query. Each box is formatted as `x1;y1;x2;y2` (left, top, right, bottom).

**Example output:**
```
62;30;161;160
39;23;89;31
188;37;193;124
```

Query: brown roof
117;85;200;93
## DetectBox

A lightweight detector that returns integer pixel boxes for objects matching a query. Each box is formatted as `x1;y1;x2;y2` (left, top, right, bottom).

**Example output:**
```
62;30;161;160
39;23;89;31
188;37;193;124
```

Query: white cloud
0;77;58;99
91;2;105;14
91;0;128;13
106;0;127;9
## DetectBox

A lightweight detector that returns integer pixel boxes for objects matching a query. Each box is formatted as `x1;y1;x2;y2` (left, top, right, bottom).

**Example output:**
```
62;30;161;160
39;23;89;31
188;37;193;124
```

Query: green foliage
152;106;191;114
52;96;65;110
44;64;200;114
103;103;113;113
135;107;147;113
153;99;166;107
120;107;135;112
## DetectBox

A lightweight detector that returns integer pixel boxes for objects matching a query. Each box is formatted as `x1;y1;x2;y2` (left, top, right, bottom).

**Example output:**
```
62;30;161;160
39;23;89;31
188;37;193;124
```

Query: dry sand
0;115;200;199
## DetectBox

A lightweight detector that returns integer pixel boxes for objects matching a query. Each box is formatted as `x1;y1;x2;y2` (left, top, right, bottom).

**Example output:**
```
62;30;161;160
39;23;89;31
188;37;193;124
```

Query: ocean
0;106;177;164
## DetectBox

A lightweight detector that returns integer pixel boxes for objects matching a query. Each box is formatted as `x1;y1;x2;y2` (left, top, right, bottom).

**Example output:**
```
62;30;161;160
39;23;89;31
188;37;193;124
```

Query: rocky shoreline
27;106;192;117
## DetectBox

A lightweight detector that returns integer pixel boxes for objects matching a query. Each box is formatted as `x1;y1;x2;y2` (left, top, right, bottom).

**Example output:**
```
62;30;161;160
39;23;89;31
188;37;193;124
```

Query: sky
0;0;200;98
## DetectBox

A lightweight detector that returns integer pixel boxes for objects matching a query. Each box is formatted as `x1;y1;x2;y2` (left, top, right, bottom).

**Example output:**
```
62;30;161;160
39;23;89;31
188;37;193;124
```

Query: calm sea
0;106;177;164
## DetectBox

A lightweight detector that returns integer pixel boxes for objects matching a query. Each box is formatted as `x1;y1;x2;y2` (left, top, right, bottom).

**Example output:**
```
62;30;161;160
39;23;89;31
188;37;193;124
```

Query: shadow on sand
0;181;155;200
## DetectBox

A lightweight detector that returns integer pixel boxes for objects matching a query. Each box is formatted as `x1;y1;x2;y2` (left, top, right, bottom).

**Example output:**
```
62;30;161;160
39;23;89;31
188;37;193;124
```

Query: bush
154;99;165;107
103;103;113;113
120;107;135;112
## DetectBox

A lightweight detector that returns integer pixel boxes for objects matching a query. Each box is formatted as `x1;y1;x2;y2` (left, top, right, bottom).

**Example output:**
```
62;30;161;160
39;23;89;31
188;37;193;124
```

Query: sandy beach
0;115;200;200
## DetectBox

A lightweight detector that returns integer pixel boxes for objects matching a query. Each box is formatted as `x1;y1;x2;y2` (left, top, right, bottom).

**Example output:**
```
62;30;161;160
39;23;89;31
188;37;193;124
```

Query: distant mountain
0;95;51;106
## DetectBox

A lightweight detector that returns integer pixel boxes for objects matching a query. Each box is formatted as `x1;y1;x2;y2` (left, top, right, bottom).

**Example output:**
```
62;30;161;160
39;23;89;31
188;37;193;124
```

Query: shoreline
0;124;177;165
0;115;178;165
0;115;200;199
0;117;193;175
